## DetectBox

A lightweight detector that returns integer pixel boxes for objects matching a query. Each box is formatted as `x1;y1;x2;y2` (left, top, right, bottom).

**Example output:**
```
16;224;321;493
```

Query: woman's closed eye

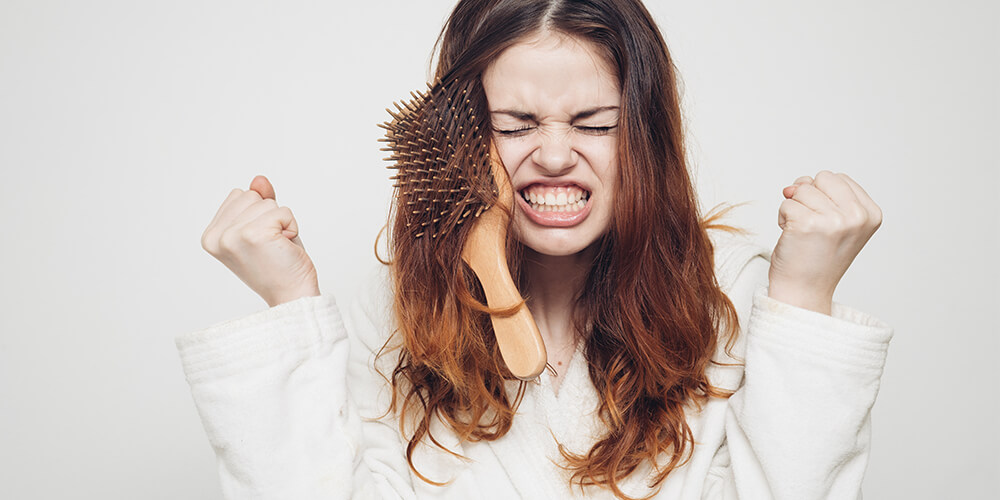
494;125;535;137
575;125;617;135
495;124;618;137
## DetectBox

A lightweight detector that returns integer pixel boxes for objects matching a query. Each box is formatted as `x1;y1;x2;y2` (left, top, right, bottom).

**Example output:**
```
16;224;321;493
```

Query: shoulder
340;261;396;355
704;229;770;389
707;228;771;294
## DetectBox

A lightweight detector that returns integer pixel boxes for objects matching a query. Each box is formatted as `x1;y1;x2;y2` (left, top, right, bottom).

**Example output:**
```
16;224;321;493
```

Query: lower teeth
528;200;587;212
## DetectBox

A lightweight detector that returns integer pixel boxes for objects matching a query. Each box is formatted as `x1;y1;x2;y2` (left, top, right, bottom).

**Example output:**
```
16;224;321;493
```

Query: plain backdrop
1;0;997;498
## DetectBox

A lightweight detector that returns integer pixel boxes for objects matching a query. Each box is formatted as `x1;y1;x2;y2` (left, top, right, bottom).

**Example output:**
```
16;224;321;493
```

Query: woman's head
434;0;694;260
387;2;739;498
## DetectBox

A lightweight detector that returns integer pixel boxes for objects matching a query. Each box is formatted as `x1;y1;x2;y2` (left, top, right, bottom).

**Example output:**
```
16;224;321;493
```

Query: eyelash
495;126;534;137
494;125;618;137
577;126;616;135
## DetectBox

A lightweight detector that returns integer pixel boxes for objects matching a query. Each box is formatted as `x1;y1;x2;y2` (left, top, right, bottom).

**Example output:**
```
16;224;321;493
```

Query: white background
1;0;996;498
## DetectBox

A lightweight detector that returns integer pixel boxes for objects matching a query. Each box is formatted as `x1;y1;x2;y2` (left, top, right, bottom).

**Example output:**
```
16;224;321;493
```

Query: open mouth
519;184;591;213
515;184;593;227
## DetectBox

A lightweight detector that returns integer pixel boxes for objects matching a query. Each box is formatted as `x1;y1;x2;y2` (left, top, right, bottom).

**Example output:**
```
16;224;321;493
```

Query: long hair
381;1;741;498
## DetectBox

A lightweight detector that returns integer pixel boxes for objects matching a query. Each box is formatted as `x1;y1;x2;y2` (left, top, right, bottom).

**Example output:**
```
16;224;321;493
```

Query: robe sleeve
721;255;894;500
175;274;417;499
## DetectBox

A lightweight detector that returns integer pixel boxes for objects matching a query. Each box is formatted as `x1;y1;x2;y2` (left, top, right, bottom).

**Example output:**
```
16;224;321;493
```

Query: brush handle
461;152;547;380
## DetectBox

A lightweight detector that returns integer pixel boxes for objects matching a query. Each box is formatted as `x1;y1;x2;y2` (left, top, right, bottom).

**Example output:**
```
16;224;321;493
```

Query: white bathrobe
175;231;893;499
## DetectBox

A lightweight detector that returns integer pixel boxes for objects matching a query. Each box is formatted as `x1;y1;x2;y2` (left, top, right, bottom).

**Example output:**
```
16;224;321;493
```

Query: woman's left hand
767;171;882;315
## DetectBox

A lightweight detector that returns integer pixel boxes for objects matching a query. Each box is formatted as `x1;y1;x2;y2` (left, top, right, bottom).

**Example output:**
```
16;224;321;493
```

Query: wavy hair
380;1;741;498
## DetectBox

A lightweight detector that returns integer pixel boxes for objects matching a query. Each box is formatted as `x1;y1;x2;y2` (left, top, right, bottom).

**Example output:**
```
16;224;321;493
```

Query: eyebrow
490;106;620;122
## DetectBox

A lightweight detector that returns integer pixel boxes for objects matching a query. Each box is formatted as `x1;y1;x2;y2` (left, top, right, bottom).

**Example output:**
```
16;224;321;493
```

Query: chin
515;228;603;258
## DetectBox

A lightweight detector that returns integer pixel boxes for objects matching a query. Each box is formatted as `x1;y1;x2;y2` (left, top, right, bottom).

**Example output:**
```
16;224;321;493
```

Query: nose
530;132;577;176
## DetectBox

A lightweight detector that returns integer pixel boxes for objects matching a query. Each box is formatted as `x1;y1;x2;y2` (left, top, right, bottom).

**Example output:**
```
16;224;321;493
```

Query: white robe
175;231;893;499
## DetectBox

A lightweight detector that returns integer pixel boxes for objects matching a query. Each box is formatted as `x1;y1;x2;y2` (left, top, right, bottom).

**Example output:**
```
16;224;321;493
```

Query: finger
782;175;815;198
213;189;265;231
250;175;276;201
838;173;883;222
777;197;813;230
790;183;837;214
237;205;301;246
270;206;301;241
207;188;244;228
230;198;281;231
811;170;860;211
280;209;302;244
837;173;876;209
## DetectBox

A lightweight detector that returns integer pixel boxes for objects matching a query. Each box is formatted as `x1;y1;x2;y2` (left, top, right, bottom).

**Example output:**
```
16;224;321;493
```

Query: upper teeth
520;185;589;211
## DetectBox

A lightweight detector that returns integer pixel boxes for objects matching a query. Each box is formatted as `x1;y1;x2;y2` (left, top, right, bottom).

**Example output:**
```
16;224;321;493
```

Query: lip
513;179;593;193
516;190;592;227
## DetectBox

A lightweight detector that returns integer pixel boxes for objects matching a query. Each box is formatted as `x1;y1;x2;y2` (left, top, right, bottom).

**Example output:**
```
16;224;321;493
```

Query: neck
520;244;596;346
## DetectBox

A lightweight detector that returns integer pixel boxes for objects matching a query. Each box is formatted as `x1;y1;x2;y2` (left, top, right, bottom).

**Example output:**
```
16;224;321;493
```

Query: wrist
766;281;833;315
267;285;321;308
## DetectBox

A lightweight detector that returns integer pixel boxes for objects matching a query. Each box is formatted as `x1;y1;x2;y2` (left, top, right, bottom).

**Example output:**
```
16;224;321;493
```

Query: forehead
482;31;620;118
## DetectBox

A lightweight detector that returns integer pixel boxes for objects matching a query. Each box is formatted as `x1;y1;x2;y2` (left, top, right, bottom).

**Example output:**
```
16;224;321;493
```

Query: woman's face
482;31;620;257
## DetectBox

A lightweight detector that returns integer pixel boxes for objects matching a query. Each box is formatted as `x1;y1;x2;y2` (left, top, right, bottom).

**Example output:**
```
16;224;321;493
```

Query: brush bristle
379;77;497;239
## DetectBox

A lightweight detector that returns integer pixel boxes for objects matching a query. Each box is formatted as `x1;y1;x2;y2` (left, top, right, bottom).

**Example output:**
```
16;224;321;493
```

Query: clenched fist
201;175;320;308
768;171;882;315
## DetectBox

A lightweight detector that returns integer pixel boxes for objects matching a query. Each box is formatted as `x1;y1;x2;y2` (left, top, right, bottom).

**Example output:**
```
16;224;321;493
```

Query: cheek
494;137;534;176
603;160;618;199
579;141;618;186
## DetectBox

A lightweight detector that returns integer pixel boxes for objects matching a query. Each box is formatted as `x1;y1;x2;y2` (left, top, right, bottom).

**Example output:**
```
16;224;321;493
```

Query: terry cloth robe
175;230;893;499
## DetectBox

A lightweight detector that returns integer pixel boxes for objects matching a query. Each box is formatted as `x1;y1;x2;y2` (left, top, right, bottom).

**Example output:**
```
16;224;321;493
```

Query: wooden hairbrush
379;77;547;381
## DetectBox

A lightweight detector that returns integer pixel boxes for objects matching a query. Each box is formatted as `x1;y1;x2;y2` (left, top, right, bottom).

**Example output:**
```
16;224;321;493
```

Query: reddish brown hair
381;1;740;498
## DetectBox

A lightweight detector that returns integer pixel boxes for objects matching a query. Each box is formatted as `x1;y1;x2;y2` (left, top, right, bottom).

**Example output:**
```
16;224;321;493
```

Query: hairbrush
379;76;547;381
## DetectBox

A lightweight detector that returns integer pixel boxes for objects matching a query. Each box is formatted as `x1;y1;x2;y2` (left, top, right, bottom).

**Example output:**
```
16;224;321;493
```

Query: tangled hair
380;0;741;498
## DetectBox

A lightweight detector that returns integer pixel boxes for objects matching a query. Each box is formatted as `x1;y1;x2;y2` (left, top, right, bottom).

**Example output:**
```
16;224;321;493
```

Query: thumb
782;176;814;199
249;174;277;200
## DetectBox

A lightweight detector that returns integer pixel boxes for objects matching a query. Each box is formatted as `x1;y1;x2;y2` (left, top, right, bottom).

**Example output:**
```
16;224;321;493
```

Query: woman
180;0;892;498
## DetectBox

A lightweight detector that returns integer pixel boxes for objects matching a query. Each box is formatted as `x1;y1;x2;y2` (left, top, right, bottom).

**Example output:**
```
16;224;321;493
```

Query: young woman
180;1;892;498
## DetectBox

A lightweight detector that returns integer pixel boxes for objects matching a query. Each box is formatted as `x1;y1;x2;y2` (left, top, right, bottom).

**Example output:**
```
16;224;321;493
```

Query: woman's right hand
201;175;320;307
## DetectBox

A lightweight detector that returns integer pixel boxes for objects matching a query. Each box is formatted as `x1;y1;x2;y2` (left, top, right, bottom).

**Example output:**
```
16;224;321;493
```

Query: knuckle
800;217;819;233
778;199;796;216
200;231;215;253
256;198;278;210
871;207;884;228
848;205;869;225
218;227;242;251
827;214;846;232
240;225;270;245
223;188;242;203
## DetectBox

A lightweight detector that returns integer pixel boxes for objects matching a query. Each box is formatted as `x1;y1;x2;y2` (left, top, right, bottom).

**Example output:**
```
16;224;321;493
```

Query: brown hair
381;1;740;498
